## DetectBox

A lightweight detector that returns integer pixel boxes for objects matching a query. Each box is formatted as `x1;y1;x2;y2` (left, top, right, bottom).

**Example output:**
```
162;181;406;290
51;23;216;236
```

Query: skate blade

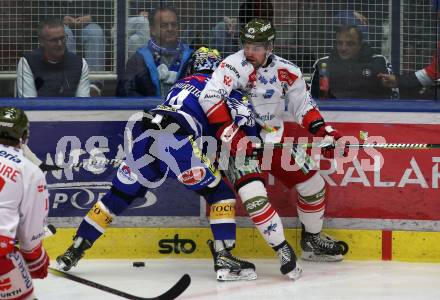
56;257;74;271
285;266;302;280
216;268;257;281
300;251;343;262
56;259;68;271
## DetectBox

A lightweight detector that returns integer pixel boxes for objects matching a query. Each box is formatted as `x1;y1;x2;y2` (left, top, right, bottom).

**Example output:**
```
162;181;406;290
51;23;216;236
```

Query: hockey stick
43;224;57;238
39;142;440;171
43;208;190;298
253;142;440;150
38;159;121;171
48;267;191;300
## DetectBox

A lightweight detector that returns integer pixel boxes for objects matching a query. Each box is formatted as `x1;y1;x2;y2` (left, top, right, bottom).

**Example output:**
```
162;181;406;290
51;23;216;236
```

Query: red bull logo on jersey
178;167;206;186
117;162;138;185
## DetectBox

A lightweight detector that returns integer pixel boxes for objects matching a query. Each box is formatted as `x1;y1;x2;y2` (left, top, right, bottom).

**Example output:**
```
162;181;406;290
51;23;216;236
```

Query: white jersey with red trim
199;50;318;143
415;41;439;87
0;144;48;252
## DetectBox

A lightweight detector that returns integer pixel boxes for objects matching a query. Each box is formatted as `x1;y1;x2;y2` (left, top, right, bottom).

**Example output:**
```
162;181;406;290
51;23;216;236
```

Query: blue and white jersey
151;73;213;137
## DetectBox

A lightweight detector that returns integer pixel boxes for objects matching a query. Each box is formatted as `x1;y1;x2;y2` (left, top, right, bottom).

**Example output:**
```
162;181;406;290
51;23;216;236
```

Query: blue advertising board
3;98;204;218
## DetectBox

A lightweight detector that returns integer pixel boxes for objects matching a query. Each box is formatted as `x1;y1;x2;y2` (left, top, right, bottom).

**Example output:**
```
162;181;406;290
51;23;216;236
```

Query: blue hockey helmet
187;47;222;75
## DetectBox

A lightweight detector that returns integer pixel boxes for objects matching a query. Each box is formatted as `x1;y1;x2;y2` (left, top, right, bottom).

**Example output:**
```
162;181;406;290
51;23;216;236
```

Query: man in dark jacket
16;19;90;97
311;24;393;100
38;0;110;96
116;5;192;97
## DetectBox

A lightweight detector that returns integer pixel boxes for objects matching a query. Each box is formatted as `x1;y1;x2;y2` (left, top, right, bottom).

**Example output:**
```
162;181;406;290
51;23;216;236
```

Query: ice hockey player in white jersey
0;107;50;300
199;19;349;272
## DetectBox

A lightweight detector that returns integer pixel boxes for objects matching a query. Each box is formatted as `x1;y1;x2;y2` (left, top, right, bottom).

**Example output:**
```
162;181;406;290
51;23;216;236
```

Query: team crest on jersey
277;68;297;86
117;162;138;185
178;167;206;186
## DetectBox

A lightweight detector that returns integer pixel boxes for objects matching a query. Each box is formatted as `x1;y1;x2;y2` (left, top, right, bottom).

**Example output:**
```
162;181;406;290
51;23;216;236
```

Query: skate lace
312;233;336;250
65;246;81;260
224;251;248;266
277;244;292;264
219;250;255;271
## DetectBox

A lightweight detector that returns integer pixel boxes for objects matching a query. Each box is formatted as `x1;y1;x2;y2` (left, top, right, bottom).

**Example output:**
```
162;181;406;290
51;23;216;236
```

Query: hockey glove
0;236;15;257
315;125;348;159
302;108;347;158
20;245;49;279
225;94;255;128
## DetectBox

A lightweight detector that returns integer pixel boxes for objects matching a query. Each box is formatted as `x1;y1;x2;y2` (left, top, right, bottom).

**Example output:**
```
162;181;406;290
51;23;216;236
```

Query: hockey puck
132;261;146;267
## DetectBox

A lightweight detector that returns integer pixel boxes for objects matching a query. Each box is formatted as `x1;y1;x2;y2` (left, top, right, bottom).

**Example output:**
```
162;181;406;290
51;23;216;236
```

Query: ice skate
56;236;92;271
300;226;349;262
276;241;302;280
207;239;257;281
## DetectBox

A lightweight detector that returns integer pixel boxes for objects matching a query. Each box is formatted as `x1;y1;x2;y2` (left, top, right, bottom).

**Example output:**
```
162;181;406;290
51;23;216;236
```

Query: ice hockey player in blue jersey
56;47;257;281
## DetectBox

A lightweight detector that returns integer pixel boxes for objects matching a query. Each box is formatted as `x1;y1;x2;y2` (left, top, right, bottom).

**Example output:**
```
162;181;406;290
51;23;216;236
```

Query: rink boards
43;227;440;262
3;98;440;262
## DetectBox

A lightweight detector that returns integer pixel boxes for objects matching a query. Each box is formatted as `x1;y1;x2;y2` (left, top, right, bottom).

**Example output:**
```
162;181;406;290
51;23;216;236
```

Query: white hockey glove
225;95;255;127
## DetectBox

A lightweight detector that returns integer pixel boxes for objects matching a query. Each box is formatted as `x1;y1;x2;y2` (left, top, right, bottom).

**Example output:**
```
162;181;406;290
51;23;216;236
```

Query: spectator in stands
378;42;439;91
16;19;90;98
238;0;274;29
378;0;439;91
210;16;239;57
126;1;150;57
333;11;371;42
61;1;106;96
116;5;193;97
311;25;393;100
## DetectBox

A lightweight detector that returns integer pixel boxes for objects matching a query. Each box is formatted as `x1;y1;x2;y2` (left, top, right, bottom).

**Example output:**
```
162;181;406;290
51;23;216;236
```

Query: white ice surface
33;259;440;300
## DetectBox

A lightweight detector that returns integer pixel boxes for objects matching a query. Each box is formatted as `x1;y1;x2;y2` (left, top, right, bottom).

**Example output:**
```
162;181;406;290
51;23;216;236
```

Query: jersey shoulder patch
277;68;298;86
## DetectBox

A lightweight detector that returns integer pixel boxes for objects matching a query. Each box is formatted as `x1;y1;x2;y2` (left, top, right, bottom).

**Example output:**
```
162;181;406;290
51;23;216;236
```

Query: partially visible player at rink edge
0;107;50;300
378;0;439;89
198;18;349;269
56;47;261;282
